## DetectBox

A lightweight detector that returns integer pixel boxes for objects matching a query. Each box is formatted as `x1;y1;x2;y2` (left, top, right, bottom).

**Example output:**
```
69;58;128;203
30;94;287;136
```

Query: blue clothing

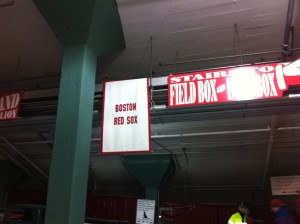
275;208;293;224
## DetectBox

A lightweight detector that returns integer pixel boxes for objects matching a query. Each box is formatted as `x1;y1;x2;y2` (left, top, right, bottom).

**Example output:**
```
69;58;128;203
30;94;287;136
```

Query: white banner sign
101;78;151;154
270;175;300;195
136;199;155;224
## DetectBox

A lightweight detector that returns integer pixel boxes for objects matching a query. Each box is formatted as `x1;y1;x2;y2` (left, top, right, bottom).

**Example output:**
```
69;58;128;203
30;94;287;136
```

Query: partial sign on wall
136;199;155;224
270;175;300;195
101;78;151;154
168;59;300;107
0;92;21;120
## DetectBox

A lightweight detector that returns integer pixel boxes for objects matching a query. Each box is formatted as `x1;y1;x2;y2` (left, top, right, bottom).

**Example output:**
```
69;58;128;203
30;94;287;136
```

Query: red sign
0;92;21;120
168;59;300;107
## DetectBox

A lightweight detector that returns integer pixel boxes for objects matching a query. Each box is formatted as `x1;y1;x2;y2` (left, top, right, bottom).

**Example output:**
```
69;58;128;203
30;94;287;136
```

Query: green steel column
123;155;175;199
123;155;175;224
31;1;125;223
45;44;97;224
145;188;157;201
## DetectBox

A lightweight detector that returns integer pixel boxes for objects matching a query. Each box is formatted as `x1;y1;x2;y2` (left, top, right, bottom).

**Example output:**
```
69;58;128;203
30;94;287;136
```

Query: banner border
100;78;152;154
167;60;300;108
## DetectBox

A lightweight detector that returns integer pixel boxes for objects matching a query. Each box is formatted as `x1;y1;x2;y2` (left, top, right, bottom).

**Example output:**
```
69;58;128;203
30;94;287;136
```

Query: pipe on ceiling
169;185;262;190
282;0;296;59
277;126;300;131
158;50;281;67
0;128;270;146
0;148;44;185
158;47;300;68
261;116;276;190
152;139;182;168
0;135;48;182
151;128;271;139
10;53;299;101
1;126;299;146
152;126;300;139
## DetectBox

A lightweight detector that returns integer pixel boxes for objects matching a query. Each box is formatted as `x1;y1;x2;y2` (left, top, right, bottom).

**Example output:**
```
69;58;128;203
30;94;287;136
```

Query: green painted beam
31;1;125;223
123;155;174;224
88;0;126;56
32;0;125;56
44;44;97;224
145;188;157;201
123;154;175;192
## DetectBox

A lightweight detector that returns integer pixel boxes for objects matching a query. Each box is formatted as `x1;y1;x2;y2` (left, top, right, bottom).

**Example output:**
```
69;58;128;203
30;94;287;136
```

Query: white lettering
204;80;211;102
259;65;274;73
170;83;197;106
192;73;205;81
205;72;212;79
188;82;196;104
0;109;17;120
5;95;11;110
0;97;4;111
256;75;263;97
226;78;234;100
183;75;193;82
198;81;204;103
209;79;218;102
261;74;270;97
267;73;278;96
213;71;228;78
0;93;20;112
177;83;186;105
170;77;181;83
169;84;176;105
197;79;218;103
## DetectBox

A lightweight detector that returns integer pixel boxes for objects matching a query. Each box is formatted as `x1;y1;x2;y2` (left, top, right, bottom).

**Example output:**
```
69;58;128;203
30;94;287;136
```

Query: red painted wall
7;189;137;224
7;189;292;224
7;189;46;205
160;201;276;224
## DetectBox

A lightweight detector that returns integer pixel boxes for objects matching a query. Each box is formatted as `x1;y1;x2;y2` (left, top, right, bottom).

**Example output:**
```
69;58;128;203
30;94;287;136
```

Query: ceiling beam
0;135;48;185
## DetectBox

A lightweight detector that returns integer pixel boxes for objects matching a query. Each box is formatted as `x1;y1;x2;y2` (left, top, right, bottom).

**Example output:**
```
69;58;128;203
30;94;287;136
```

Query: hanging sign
270;175;300;195
101;78;151;154
0;92;21;120
168;59;300;107
136;199;156;224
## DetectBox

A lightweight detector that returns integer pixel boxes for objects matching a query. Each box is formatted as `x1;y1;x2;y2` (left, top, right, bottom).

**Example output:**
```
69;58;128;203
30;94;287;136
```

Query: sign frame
136;199;156;224
0;92;22;120
168;59;300;108
100;78;152;154
270;175;300;195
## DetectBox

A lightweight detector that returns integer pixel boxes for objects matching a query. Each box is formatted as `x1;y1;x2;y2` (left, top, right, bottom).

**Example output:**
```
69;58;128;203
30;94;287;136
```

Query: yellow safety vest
228;212;247;224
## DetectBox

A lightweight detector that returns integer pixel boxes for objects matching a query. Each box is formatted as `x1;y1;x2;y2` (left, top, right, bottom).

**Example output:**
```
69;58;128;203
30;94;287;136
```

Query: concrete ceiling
0;0;300;203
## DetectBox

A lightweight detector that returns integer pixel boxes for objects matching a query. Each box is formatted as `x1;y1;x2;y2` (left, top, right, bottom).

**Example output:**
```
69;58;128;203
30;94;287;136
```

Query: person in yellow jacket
228;201;249;224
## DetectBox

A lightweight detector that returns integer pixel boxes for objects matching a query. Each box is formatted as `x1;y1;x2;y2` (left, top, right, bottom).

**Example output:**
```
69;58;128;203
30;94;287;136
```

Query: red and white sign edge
0;92;22;120
101;78;151;154
168;59;300;107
